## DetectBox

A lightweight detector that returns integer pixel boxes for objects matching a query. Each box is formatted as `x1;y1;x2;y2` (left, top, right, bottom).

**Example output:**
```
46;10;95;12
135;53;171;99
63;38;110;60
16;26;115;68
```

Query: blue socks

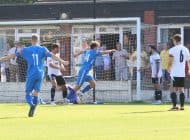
33;96;38;105
26;94;38;106
81;85;91;94
26;94;33;106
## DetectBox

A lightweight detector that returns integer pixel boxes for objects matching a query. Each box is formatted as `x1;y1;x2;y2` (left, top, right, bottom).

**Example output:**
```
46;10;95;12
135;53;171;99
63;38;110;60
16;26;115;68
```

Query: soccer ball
60;13;68;19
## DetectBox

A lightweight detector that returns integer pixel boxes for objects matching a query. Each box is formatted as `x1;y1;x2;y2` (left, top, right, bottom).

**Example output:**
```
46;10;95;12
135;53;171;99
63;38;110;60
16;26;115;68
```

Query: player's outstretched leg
67;86;78;104
81;85;91;94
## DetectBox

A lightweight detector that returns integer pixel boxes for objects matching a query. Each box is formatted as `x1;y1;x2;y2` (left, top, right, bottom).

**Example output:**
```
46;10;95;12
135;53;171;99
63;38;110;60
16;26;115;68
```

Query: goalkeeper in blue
67;41;115;103
0;34;69;117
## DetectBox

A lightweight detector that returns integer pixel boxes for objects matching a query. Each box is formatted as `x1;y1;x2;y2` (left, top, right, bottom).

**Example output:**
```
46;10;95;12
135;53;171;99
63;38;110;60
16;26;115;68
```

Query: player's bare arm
187;60;190;75
51;54;69;66
60;64;66;71
100;49;116;54
74;49;85;57
0;54;16;62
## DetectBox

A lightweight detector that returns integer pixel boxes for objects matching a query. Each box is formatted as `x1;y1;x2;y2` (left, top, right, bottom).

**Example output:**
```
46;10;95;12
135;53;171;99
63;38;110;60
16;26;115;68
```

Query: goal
0;18;141;103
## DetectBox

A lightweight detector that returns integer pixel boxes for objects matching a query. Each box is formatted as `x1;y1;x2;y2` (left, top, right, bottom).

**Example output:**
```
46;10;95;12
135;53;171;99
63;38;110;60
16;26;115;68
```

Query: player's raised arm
100;49;116;54
74;49;85;57
0;54;16;62
51;54;69;66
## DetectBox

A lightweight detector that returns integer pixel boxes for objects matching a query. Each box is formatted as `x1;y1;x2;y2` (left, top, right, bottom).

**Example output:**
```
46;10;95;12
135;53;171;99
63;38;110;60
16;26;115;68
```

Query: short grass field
1;103;190;140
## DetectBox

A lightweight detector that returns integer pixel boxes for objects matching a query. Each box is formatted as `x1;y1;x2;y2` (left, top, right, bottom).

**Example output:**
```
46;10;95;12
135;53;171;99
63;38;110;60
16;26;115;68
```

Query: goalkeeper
0;34;69;117
67;41;115;103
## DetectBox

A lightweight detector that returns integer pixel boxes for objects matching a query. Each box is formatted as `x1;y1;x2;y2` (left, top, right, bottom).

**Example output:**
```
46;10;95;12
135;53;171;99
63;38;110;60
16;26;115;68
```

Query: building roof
35;0;182;4
0;0;189;24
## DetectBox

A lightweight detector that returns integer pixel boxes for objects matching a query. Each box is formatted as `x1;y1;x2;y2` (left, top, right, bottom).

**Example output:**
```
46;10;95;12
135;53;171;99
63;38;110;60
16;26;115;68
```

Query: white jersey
47;53;62;76
169;44;190;77
150;52;162;78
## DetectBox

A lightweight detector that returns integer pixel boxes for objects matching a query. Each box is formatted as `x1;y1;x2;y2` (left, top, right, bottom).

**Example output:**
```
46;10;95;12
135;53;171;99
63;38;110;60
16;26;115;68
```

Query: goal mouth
0;17;142;103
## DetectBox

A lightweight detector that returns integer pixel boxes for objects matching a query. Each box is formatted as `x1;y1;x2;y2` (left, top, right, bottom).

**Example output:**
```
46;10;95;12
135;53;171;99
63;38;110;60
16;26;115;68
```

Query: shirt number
32;54;39;66
84;54;90;62
179;50;184;63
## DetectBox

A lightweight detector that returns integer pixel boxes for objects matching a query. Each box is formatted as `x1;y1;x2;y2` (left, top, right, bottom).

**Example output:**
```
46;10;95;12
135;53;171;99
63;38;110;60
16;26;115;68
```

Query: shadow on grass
0;116;27;120
121;110;169;115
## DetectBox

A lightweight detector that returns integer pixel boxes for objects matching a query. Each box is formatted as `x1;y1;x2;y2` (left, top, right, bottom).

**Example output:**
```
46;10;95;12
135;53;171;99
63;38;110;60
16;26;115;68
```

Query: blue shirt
80;49;101;72
16;45;52;78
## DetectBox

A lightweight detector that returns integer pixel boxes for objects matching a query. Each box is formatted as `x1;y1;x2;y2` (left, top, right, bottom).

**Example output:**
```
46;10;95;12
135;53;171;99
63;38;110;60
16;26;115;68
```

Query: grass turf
0;104;190;140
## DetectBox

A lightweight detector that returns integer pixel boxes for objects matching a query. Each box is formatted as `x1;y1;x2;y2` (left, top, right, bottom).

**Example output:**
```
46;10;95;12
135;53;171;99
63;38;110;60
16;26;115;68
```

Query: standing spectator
168;34;190;111
131;46;148;80
160;43;170;89
4;58;10;82
1;61;6;82
8;41;19;82
112;42;129;81
16;44;27;82
102;45;111;80
4;43;11;82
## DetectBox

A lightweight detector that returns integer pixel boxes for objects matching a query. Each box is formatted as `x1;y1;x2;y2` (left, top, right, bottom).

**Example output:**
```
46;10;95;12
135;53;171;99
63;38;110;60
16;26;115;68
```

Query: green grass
0;104;190;140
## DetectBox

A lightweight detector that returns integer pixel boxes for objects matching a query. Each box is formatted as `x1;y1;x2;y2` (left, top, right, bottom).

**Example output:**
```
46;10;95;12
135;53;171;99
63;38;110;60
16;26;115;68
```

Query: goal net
0;18;141;103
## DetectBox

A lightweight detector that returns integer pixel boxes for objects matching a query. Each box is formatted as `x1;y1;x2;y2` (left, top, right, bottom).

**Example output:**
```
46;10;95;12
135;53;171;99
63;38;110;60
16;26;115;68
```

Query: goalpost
0;18;141;103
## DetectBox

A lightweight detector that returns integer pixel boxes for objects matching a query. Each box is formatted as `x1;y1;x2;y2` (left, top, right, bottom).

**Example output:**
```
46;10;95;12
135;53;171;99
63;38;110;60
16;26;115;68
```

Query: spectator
160;43;170;88
102;45;111;80
16;45;27;82
4;43;11;82
1;61;6;82
8;41;19;82
4;58;10;82
131;46;148;80
112;42;129;81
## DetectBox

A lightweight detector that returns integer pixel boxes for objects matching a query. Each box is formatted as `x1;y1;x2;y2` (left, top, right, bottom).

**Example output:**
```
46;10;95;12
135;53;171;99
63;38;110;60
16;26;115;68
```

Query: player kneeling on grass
47;44;68;105
168;34;190;111
0;34;69;117
67;41;115;104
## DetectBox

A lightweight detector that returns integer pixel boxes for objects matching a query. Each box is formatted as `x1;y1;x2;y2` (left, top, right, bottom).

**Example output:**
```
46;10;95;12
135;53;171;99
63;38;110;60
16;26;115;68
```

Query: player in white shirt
148;45;162;104
168;34;190;110
47;44;68;105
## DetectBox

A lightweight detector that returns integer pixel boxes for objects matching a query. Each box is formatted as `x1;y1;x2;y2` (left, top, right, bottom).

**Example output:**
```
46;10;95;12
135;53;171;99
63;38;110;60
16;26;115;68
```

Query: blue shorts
76;70;94;86
25;75;43;94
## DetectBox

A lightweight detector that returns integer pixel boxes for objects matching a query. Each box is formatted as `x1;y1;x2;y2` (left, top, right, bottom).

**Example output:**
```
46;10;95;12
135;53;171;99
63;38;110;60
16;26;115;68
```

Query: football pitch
0;104;190;140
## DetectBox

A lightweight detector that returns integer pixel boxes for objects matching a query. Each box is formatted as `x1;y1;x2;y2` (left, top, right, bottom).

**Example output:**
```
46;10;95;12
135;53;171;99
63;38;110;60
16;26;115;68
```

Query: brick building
0;0;189;75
